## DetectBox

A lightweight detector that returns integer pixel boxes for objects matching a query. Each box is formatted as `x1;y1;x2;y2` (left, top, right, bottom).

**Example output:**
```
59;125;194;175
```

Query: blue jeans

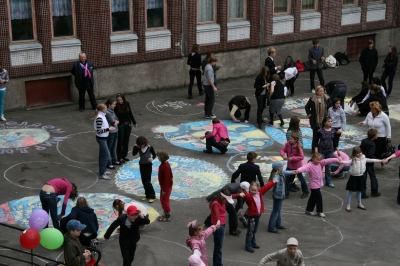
331;164;350;176
39;190;60;230
329;86;347;109
204;131;227;153
0;90;5;115
321;152;334;185
107;132;118;165
245;215;260;251
381;70;395;96
96;137;110;175
268;197;283;231
213;224;225;266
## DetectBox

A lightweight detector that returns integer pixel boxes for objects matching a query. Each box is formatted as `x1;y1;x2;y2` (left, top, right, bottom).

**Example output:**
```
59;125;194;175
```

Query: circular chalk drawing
146;98;204;116
0;193;159;238
265;118;366;150
115;156;228;200
283;97;356;116
152;120;273;153
388;104;400;121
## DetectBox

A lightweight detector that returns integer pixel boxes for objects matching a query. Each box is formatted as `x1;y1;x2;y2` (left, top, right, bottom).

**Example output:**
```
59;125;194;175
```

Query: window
147;0;166;29
343;0;357;5
51;0;75;38
9;0;36;41
198;0;216;23
229;0;246;20
111;0;132;32
302;0;317;11
368;0;383;3
274;0;290;14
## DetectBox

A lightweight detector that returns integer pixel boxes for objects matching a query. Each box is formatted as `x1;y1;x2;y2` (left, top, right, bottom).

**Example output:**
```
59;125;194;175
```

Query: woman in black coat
359;40;378;84
187;44;203;98
253;66;270;128
381;45;398;97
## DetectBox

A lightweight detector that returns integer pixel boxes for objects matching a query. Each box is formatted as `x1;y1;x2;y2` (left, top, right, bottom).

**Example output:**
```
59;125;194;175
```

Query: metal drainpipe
181;0;187;56
260;0;265;47
393;0;398;27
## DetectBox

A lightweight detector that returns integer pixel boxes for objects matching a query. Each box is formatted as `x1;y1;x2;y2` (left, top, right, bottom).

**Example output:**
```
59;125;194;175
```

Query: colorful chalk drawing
0;121;67;155
265;118;366;150
0;193;159;238
227;152;311;181
283;97;357;116
152;120;273;153
115;156;228;200
146;98;204;116
388;104;400;121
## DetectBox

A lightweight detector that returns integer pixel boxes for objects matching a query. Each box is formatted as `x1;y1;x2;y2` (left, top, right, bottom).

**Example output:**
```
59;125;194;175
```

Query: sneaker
141;197;148;201
113;161;122;165
210;114;217;118
361;195;369;199
300;192;309;199
244;120;249;123
357;204;367;210
148;198;156;203
252;244;260;249
305;211;316;216
105;171;111;175
0;115;6;121
229;230;241;236
239;217;248;228
317;212;326;218
245;248;254;253
205;115;212;119
327;183;335;188
311;89;315;93
371;192;381;197
100;174;110;180
106;165;115;169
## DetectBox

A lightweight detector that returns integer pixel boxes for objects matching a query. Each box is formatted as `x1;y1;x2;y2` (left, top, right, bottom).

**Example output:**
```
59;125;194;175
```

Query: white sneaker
210;114;217;119
244;120;248;123
0;115;6;121
311;89;315;93
317;212;326;218
100;174;110;180
305;211;316;216
105;171;111;175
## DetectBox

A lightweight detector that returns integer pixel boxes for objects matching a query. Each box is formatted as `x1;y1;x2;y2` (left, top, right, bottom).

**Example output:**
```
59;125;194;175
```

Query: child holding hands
186;220;217;266
157;150;173;221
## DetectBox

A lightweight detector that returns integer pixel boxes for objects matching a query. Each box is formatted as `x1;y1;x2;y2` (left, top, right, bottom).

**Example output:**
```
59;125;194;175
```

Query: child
342;147;382;212
186;220;217;266
133;136;157;203
187;43;203;99
105;98;120;169
268;74;286;127
294;153;341;218
328;98;346;151
286;115;303;146
104;205;150;265
242;180;277;253
280;133;309;199
331;150;351;179
267;161;294;234
157;150;173;221
64;220;91;266
360;129;381;198
315;116;336;188
112;199;148;217
231;152;264;187
258;237;305;266
94;103;115;180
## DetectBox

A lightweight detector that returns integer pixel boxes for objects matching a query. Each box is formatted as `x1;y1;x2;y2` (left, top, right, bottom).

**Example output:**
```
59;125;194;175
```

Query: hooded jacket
63;232;86;266
68;206;99;235
186;225;216;266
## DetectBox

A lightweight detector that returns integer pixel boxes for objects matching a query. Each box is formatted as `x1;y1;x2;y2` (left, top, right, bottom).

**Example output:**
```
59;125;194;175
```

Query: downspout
181;0;187;56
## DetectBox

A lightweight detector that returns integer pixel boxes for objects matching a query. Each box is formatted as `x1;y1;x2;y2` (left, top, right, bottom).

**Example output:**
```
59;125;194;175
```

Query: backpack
334;52;350;65
325;55;338;68
283;56;296;70
295;60;305;72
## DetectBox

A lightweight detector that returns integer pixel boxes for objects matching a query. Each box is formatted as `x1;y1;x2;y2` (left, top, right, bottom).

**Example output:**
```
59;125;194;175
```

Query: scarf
311;94;329;128
80;63;91;78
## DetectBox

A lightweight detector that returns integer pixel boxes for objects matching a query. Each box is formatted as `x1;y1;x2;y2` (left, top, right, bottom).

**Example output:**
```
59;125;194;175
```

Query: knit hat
66;220;86;231
286;237;299;246
240;181;250;192
188;254;205;266
272;161;284;171
127;205;140;215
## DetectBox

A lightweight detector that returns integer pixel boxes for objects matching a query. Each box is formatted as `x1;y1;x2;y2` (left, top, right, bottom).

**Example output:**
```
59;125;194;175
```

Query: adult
325;80;347;109
200;118;230;154
264;47;281;76
115;93;137;164
305;85;332;152
187;44;203;99
202;51;221;88
60;197;99;247
268;74;286;127
71;52;97;112
105;98;120;168
40;178;78;230
254;66;270;128
359;40;378;85
308;39;325;93
203;56;218;119
228;95;251;123
359;84;389;117
381;45;398;97
0;63;9;121
358;101;391;166
349;81;369;114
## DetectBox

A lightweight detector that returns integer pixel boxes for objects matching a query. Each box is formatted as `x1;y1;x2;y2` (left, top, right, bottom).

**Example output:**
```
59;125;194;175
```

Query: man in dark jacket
265;47;281;76
308;39;325;93
325;80;347;108
359;40;378;84
71;52;98;112
360;129;380;198
231;152;264;186
64;220;91;266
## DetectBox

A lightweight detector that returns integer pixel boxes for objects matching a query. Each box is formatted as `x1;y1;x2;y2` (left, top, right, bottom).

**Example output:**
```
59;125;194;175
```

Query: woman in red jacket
157;150;173;222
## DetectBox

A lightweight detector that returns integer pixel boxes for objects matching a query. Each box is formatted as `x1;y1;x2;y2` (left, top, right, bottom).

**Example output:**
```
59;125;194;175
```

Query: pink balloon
29;209;49;231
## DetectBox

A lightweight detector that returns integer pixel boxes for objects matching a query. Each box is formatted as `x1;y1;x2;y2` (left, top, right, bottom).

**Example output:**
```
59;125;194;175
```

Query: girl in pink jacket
280;132;309;199
295;153;341;218
186;220;217;266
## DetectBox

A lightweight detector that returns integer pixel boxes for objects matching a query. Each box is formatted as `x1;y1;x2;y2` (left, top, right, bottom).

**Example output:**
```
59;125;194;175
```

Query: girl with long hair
187;44;203;98
254;66;271;128
105;98;120;169
0;62;9;121
381;45;398;97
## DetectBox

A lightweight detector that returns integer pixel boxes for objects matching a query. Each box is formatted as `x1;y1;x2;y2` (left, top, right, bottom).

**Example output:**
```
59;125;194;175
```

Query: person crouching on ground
258;237;305;266
228;95;251;123
200;118;230;154
64;220;91;266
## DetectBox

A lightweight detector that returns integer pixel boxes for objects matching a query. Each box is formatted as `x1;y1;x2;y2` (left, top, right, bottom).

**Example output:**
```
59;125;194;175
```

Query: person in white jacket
358;101;391;168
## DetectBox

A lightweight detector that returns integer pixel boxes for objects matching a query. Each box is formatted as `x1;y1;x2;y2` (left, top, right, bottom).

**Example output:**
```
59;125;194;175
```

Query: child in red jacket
157;150;173;221
241;180;277;253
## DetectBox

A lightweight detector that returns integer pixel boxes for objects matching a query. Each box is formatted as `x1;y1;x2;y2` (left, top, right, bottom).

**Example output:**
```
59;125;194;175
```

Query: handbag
381;140;396;159
295;60;305;72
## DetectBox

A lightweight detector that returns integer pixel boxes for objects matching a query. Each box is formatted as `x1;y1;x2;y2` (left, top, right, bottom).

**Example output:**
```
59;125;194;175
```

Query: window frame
273;0;291;16
110;0;134;34
342;0;358;6
367;0;383;4
8;0;38;43
228;0;247;21
145;0;167;31
196;0;217;25
50;0;77;40
301;0;318;12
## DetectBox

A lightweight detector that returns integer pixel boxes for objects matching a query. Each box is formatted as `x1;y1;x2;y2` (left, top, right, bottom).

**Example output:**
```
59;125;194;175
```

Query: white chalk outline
56;131;97;164
146;98;204;117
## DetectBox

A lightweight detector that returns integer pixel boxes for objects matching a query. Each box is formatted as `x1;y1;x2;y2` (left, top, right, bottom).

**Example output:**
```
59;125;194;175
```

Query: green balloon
39;228;64;250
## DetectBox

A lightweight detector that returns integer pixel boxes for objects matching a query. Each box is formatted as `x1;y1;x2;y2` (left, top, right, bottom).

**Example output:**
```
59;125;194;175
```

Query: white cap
220;192;234;204
287;237;298;246
240;181;250;192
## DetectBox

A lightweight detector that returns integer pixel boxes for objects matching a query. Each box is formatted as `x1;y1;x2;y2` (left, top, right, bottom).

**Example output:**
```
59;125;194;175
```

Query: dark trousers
309;68;325;90
203;84;215;116
311;127;320;151
374;137;387;159
117;123;132;160
205;132;227;153
120;242;136;266
78;84;97;110
39;190;60;230
140;164;156;199
286;77;296;95
381;70;396;96
330;87;347;109
397;166;400;203
256;95;266;123
188;69;202;96
362;163;379;196
204;203;238;231
332;128;342;150
286;168;308;195
363;71;374;84
229;104;251;121
306;188;323;213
